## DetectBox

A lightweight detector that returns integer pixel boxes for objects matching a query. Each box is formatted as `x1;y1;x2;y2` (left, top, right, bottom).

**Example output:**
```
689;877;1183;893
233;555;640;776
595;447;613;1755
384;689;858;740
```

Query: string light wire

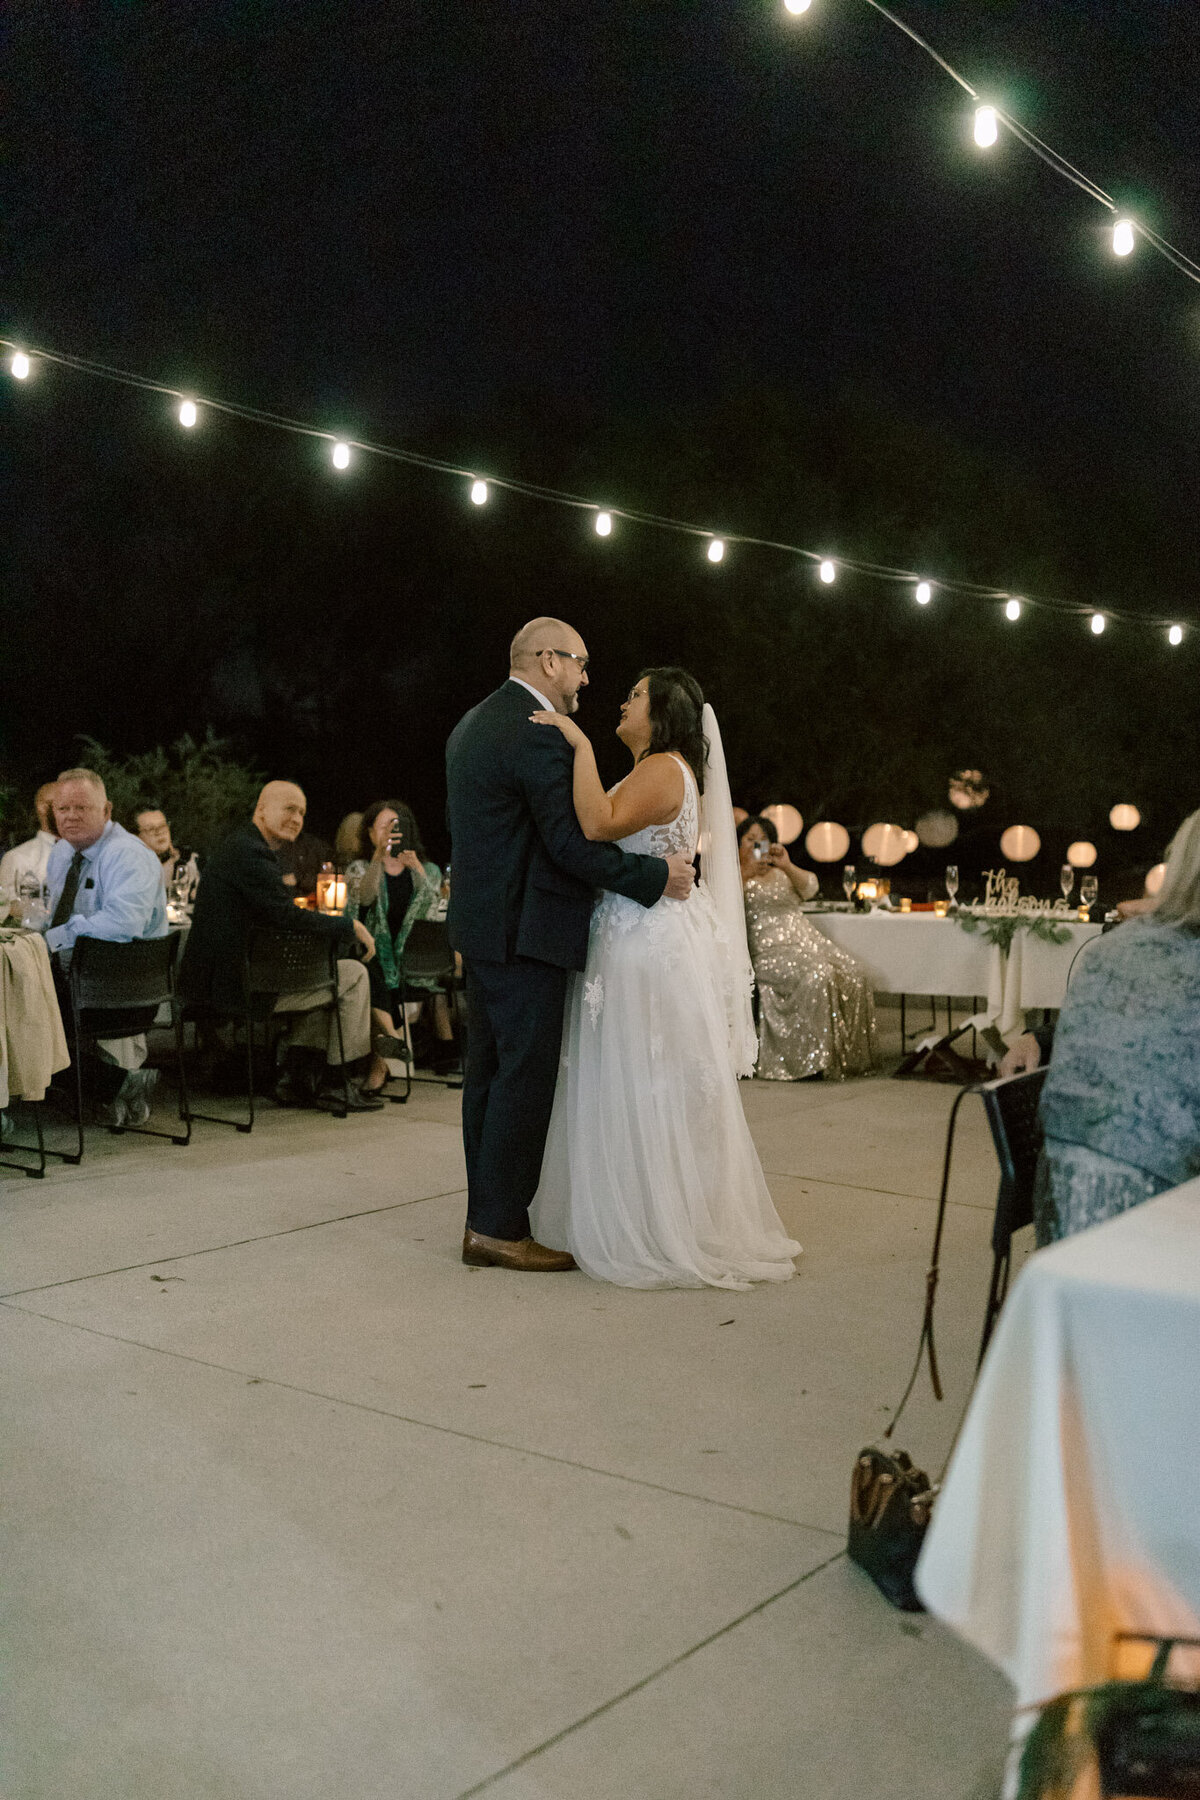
2;332;1193;637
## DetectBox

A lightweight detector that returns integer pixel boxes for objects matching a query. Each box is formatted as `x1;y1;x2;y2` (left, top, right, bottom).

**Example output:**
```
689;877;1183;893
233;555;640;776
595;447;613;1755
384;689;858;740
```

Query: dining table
805;908;1104;1036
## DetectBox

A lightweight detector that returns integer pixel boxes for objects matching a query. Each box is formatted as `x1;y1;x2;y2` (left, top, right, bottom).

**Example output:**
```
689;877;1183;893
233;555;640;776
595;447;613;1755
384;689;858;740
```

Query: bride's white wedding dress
531;754;801;1290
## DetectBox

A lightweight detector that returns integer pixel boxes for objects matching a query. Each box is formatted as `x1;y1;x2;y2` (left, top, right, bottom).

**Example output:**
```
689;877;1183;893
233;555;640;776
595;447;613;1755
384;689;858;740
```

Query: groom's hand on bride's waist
663;853;696;901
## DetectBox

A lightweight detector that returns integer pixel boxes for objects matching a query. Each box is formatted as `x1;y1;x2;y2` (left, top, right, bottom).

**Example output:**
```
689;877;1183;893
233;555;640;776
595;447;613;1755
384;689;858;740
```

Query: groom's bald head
509;618;590;715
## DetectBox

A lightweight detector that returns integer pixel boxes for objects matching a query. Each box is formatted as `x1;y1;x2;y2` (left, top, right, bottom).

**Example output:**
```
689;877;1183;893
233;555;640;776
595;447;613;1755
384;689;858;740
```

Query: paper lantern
1067;841;1098;869
862;823;908;867
948;769;989;811
902;829;919;854
762;804;803;845
1000;826;1040;863
1145;862;1166;896
732;807;748;826
804;820;850;863
916;809;959;849
1109;804;1141;832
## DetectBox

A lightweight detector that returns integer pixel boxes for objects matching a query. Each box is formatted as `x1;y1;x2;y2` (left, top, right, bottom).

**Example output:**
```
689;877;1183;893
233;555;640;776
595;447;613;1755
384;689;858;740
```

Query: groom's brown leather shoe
462;1230;576;1272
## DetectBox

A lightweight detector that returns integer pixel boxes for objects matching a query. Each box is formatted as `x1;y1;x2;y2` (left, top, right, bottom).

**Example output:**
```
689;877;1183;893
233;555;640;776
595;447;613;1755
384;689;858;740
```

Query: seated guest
276;824;333;897
345;800;458;1073
0;781;58;921
44;768;167;1125
134;803;201;906
1034;806;1200;1244
738;815;876;1080
179;781;387;1108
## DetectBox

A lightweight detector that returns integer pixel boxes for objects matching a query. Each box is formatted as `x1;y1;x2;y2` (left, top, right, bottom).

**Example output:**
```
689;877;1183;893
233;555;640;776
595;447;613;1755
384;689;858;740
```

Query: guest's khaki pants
272;958;371;1064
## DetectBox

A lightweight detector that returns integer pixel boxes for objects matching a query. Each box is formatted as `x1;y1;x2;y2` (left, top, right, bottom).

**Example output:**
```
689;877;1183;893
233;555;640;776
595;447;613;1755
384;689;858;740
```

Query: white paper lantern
1067;840;1098;869
1145;862;1166;896
1109;804;1141;832
1000;825;1040;863
804;821;850;863
862;823;908;867
762;804;803;845
902;829;919;854
916;809;959;849
732;806;749;826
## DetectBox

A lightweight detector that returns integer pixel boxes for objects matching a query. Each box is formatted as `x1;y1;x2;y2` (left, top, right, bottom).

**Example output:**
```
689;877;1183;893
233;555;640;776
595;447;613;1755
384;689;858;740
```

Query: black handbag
847;1446;935;1613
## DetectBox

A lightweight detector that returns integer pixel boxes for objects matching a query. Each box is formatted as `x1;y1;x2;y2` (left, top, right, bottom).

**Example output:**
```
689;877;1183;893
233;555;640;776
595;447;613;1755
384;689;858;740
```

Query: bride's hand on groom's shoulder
529;709;586;747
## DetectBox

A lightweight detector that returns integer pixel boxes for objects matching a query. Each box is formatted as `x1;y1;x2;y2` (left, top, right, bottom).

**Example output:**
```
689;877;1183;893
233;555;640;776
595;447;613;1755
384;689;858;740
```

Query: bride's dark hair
637;667;708;794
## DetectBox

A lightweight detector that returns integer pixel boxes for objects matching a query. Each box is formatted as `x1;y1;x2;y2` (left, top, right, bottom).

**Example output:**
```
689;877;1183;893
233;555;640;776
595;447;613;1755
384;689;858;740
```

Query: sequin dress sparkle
742;871;876;1080
531;757;801;1290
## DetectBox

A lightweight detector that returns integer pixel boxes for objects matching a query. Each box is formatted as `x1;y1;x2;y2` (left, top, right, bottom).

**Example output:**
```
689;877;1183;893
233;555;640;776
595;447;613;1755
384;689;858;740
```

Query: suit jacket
446;679;669;970
179;821;353;1011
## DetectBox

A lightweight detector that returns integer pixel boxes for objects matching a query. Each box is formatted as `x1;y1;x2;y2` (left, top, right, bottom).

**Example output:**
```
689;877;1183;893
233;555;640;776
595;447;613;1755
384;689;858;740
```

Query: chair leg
185;1013;254;1133
328;986;349;1118
978;1248;1011;1366
0;1097;47;1178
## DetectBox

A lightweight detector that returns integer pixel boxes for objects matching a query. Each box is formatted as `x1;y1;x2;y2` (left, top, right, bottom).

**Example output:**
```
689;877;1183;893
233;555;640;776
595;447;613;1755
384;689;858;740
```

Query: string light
3;332;1195;646
973;106;999;150
177;399;198;428
1112;219;1136;258
1090;612;1106;635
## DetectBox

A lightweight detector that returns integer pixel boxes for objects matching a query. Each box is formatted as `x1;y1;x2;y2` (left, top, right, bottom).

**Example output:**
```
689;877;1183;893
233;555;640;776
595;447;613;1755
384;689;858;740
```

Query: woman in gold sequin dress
738;816;876;1080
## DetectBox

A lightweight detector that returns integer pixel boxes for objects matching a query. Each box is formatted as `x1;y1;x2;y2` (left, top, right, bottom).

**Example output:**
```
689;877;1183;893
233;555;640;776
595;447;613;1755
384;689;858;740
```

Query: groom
446;618;696;1270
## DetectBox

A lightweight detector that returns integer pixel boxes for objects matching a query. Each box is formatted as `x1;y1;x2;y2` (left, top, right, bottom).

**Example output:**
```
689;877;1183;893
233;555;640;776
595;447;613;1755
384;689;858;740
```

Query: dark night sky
4;0;1200;874
8;0;1200;567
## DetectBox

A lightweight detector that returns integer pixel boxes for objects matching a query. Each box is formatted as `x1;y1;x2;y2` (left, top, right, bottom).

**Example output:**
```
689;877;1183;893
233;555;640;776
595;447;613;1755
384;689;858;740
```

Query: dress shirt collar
509;675;557;711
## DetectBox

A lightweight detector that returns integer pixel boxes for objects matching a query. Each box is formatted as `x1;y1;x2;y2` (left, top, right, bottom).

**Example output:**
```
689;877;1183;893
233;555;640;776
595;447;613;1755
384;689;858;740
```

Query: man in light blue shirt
45;768;167;1125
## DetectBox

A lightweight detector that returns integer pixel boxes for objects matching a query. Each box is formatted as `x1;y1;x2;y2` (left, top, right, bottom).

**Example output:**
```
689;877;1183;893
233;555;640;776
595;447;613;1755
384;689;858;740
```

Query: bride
527;667;800;1290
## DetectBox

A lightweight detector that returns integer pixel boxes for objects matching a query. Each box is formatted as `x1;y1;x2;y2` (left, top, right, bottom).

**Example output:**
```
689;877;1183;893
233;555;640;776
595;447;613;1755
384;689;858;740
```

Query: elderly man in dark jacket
180;781;385;1109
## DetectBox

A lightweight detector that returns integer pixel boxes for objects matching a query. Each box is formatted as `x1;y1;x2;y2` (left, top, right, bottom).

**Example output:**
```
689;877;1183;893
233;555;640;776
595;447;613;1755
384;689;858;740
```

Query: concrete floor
2;1011;1018;1799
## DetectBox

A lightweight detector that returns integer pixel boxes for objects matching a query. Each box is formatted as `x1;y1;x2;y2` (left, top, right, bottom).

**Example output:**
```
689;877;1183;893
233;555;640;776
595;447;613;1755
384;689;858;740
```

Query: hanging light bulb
819;559;836;584
707;538;725;564
974;106;999;149
10;350;31;380
1112;218;1136;257
177;399;198;428
1090;612;1106;635
1005;599;1022;621
331;441;351;470
594;511;613;537
1168;625;1184;647
915;581;932;605
783;0;812;12
470;478;489;505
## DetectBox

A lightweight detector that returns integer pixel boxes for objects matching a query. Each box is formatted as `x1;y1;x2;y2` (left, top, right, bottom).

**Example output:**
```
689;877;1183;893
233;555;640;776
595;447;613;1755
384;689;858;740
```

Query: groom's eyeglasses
537;648;589;674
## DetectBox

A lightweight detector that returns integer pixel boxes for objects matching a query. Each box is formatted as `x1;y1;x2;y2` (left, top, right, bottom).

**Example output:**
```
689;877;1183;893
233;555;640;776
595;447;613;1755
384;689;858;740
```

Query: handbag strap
885;1082;984;1439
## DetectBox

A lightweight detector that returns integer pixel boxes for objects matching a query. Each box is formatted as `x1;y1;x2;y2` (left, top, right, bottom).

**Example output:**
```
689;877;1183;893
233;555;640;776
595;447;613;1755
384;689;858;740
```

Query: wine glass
1060;863;1075;903
842;863;856;903
1080;874;1098;914
945;864;959;905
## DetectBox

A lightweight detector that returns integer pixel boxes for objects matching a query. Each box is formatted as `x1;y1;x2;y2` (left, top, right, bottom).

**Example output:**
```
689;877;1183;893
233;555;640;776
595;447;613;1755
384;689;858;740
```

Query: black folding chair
0;1095;48;1178
976;1065;1047;1361
49;934;191;1164
187;927;351;1132
397;918;464;1092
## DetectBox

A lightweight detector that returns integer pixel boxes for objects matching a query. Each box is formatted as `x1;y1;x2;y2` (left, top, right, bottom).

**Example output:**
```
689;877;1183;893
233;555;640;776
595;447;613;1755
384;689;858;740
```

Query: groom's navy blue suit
446;679;668;1241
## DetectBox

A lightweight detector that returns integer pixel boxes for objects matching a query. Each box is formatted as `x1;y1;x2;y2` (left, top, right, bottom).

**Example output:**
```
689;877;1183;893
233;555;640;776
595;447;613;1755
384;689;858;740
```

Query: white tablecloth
807;913;1103;1035
916;1180;1200;1711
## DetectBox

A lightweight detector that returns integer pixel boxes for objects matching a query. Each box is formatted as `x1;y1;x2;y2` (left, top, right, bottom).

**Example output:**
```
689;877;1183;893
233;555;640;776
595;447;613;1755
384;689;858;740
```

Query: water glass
1060;863;1074;902
842;864;856;902
945;865;959;902
1080;875;1099;913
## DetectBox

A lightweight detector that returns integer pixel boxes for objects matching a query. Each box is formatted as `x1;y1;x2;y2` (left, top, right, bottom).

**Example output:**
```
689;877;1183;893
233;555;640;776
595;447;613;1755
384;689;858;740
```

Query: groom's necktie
50;851;86;929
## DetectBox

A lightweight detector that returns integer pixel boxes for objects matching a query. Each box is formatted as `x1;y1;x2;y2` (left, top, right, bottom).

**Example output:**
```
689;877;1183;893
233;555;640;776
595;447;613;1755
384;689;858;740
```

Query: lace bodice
614;755;699;858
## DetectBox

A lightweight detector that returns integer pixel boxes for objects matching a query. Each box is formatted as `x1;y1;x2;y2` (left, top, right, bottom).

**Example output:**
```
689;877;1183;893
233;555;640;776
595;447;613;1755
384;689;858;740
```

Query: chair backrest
70;932;179;1010
245;926;338;998
979;1066;1048;1253
401;918;456;983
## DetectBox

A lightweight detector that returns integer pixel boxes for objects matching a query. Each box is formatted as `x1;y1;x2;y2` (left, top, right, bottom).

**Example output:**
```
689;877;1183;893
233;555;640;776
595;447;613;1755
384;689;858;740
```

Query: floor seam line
761;1170;988;1206
451;1548;848;1798
0;1300;845;1537
0;1186;469;1297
